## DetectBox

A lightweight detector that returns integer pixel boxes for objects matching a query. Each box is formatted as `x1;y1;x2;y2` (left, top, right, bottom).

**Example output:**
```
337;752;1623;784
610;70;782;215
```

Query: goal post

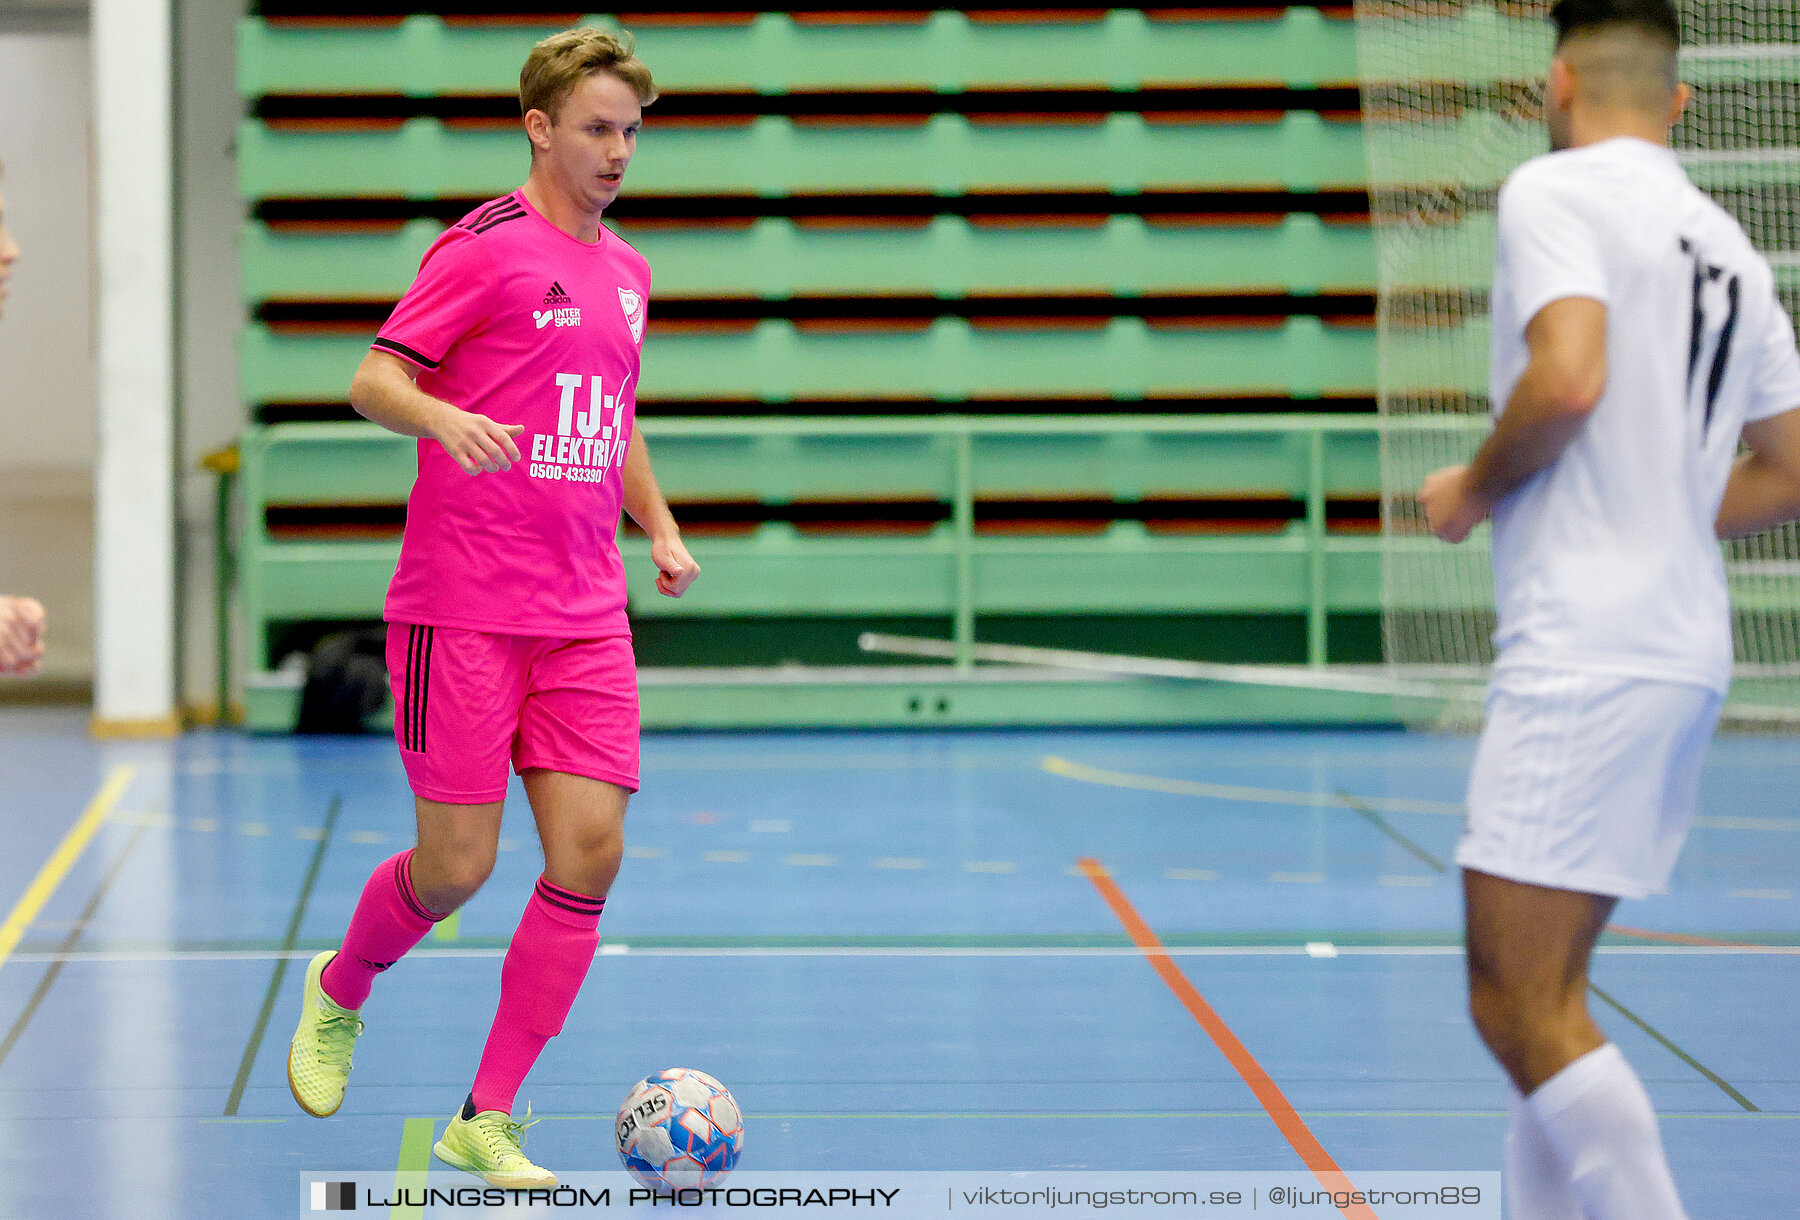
1355;0;1800;691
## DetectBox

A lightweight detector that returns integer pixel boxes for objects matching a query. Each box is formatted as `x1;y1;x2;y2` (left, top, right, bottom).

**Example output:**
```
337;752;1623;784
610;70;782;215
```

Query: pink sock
320;849;443;1010
469;876;605;1115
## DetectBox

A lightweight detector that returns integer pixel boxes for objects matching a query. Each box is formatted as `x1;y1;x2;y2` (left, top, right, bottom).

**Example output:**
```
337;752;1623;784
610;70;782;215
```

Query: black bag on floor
294;627;389;734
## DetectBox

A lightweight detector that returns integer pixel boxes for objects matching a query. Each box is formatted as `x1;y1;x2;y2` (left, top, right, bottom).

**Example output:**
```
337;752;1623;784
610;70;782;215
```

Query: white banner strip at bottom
303;1170;1501;1218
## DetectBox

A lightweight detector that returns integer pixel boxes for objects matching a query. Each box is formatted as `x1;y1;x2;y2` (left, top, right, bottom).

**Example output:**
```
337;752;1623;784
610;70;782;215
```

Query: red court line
1078;857;1380;1220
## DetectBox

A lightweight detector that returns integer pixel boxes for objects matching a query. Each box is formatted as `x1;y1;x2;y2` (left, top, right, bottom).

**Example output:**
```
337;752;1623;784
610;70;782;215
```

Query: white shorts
1455;668;1723;899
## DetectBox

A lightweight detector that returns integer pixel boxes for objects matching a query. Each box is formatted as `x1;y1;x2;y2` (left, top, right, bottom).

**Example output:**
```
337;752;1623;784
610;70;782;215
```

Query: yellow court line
1042;755;1465;817
0;765;136;972
391;1116;435;1220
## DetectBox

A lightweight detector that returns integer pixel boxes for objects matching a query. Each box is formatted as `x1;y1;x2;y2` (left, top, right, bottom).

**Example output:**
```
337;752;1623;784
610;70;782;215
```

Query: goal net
1356;1;1800;699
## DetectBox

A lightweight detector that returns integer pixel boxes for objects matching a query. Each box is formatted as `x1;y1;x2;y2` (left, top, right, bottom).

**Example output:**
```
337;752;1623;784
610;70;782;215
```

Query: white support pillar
90;0;178;736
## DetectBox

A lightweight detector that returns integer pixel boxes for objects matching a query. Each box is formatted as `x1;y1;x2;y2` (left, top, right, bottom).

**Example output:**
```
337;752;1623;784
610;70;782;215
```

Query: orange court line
1077;857;1380;1220
1605;923;1765;949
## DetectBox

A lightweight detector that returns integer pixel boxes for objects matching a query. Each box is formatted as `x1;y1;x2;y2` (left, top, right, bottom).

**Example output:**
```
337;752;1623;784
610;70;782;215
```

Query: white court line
521;1108;1791;1122
1043;754;1800;831
10;943;1796;964
1043;754;1469;816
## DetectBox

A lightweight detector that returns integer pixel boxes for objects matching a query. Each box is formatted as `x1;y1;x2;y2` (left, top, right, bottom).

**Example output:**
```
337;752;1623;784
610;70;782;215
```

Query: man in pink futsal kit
285;28;698;1188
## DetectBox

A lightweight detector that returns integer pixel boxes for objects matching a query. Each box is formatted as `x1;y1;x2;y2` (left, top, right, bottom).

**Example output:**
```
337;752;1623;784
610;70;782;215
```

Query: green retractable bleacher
234;5;1406;730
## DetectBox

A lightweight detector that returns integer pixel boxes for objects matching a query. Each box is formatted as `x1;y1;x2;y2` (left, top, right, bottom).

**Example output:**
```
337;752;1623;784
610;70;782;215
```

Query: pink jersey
374;191;650;637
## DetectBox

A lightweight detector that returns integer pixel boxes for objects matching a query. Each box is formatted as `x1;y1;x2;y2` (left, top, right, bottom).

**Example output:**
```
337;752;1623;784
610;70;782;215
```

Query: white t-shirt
1487;136;1800;693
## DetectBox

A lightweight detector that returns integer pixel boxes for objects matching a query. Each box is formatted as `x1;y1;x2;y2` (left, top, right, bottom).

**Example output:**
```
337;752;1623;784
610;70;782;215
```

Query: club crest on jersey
617;286;645;344
533;281;581;330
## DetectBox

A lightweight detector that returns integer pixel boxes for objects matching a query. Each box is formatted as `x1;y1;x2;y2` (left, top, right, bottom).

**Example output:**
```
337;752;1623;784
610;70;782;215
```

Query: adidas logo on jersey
534;281;583;329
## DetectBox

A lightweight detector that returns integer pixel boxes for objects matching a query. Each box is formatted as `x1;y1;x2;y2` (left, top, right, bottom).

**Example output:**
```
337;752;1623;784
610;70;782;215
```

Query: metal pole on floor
91;0;178;737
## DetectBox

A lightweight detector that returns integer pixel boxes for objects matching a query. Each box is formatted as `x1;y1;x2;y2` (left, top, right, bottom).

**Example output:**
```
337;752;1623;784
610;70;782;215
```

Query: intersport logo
535;280;581;329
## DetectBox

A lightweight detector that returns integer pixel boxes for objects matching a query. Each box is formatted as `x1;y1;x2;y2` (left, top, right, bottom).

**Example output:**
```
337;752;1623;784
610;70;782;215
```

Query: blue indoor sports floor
0;708;1795;1217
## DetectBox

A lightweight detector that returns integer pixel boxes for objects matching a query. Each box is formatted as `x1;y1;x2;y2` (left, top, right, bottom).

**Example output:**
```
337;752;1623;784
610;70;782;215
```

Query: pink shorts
386;623;640;804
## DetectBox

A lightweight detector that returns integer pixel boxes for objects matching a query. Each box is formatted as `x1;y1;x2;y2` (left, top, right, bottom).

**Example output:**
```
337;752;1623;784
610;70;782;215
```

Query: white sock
1526;1043;1688;1220
1505;1086;1582;1220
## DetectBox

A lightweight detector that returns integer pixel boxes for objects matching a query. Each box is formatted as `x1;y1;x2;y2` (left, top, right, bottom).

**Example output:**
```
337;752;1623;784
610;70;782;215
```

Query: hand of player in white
651;535;700;597
429;404;526;475
1420;464;1492;544
0;595;46;675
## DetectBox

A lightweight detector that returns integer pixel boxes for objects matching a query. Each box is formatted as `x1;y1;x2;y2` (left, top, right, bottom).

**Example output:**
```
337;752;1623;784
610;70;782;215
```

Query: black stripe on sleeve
469;197;519;228
469;209;526;235
372;337;441;370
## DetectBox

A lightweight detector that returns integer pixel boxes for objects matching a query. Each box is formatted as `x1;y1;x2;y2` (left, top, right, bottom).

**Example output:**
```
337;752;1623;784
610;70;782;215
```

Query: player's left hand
651;534;700;597
1420;464;1490;544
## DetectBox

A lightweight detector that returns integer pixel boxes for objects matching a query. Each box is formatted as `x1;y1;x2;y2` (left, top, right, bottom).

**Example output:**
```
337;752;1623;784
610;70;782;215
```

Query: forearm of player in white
1717;408;1800;538
349;350;522;475
1466;297;1608;507
623;429;700;596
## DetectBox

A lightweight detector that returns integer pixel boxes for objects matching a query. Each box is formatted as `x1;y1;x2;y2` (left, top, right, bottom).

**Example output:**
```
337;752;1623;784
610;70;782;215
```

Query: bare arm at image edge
0;595;46;675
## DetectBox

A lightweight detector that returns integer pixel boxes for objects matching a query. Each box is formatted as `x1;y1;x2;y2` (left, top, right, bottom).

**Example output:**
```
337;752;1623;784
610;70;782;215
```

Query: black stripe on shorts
403;625;434;753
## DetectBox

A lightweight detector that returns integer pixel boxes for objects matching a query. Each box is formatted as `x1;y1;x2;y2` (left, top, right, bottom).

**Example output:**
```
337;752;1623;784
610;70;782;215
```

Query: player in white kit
1421;2;1800;1216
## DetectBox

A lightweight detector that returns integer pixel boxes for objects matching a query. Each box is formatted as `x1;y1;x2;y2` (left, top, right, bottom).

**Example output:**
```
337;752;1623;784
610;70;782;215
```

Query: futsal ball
616;1068;745;1192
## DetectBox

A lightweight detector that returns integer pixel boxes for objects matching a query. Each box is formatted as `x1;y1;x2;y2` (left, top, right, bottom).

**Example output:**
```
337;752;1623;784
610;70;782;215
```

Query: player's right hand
1420;464;1489;544
431;407;526;475
0;595;46;675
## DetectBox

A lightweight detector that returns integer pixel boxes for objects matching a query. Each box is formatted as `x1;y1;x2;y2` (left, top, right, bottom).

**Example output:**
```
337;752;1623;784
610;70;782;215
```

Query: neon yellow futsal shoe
433;1104;558;1188
287;950;364;1117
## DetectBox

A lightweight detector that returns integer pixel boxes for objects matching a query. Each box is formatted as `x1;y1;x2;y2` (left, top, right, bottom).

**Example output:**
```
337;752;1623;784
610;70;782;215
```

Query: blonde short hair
520;27;656;123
